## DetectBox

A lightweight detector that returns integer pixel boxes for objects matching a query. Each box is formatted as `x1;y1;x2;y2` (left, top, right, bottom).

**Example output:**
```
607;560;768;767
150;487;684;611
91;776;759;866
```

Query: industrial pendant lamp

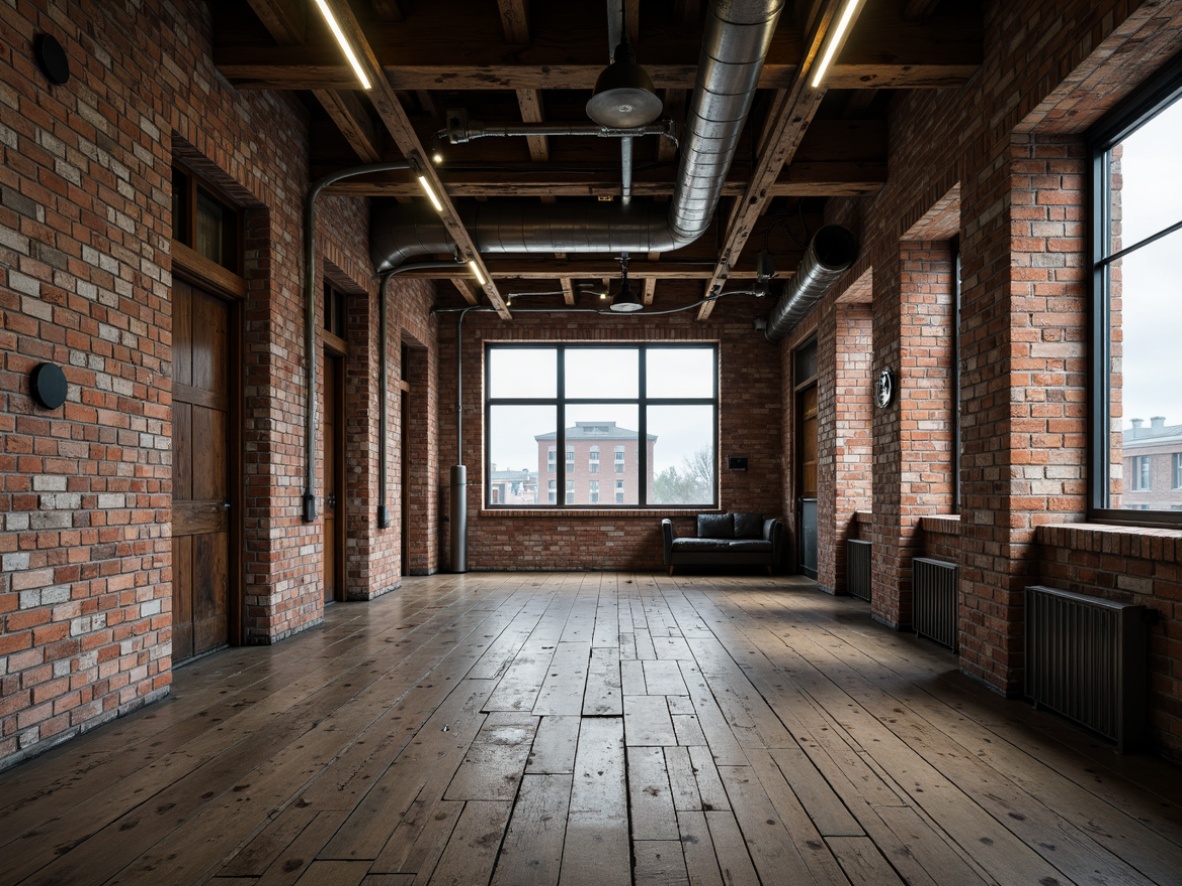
586;27;663;128
610;255;643;312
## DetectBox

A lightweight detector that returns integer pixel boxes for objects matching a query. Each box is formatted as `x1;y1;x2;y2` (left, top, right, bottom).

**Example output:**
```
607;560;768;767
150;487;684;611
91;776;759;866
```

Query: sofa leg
669;566;675;577
767;565;773;577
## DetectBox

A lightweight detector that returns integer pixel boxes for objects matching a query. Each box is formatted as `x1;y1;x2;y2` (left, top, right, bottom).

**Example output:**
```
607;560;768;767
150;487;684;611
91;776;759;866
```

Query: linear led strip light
810;0;868;89
312;0;372;90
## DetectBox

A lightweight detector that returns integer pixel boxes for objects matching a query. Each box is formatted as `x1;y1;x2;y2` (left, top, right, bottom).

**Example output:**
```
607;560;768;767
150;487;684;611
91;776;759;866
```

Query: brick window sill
479;508;720;519
1036;522;1182;558
920;515;962;536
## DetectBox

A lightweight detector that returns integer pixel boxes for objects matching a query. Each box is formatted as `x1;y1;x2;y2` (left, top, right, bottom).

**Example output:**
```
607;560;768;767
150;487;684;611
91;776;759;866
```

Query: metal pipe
763;225;858;341
372;0;785;271
303;161;411;522
621;136;634;205
377;261;459;529
447;119;676;144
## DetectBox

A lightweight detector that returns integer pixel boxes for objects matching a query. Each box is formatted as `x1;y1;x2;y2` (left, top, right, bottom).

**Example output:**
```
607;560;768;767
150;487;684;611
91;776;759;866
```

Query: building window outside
1133;455;1151;491
590;480;600;504
485;344;717;507
1175;453;1182;489
1091;65;1182;522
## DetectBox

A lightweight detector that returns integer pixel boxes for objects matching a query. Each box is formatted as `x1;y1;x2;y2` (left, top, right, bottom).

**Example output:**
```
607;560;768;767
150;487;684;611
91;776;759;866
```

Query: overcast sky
1113;96;1182;430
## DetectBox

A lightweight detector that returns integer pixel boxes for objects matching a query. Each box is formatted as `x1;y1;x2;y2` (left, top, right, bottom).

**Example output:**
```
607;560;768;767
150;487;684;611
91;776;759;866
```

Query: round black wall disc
35;34;70;86
31;363;68;410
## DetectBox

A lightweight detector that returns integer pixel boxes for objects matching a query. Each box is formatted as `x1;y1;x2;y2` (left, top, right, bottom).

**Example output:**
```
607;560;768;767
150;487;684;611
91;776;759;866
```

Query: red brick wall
0;0;431;768
804;0;1182;759
824;302;873;594
437;298;783;570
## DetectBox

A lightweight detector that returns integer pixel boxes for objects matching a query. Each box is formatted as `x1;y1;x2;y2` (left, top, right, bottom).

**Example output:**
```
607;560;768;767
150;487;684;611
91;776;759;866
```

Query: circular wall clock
875;367;894;408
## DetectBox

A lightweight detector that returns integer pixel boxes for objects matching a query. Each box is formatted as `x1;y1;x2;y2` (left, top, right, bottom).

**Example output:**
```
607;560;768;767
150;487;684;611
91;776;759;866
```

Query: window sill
479;508;720;519
1037;521;1182;558
920;515;961;536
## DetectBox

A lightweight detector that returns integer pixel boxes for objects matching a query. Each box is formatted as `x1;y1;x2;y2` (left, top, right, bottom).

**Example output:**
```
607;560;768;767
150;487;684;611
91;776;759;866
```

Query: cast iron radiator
1025;585;1148;752
912;557;958;651
846;540;871;601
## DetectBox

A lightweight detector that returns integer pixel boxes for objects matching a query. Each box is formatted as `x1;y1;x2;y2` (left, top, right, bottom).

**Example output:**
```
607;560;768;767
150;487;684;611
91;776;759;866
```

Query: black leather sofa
662;512;785;575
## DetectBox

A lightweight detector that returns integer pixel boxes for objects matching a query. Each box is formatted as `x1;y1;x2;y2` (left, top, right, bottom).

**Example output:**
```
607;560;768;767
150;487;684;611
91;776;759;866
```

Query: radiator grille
1025;586;1148;753
913;558;958;651
846;540;871;601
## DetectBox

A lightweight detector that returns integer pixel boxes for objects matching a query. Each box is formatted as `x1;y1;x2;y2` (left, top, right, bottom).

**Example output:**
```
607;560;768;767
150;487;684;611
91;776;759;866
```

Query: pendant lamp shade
610;278;643;312
586;42;663;129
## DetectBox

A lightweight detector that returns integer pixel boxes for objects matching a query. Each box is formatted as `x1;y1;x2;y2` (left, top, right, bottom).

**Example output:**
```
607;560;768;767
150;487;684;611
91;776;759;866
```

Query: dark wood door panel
172;280;235;663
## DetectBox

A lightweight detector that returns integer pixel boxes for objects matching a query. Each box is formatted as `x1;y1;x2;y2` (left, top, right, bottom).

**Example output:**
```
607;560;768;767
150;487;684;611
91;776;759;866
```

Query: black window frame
1088;52;1182;527
484;342;719;509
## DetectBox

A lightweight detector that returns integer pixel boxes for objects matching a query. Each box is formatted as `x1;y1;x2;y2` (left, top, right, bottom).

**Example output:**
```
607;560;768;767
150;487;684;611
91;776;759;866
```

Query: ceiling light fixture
468;260;486;286
312;0;372;90
609;254;643;313
418;174;444;213
587;40;663;128
809;0;867;89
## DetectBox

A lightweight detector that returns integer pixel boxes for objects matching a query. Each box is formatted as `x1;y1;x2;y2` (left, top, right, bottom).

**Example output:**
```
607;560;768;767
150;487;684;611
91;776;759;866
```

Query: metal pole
303;161;412;522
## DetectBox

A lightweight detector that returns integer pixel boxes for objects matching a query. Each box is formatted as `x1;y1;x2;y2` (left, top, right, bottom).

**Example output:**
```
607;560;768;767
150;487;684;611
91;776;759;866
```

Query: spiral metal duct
371;0;787;272
763;224;858;341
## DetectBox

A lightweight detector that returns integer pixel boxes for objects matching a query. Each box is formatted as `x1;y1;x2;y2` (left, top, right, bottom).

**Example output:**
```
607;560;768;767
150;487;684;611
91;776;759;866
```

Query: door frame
321;338;347;602
172;245;245;648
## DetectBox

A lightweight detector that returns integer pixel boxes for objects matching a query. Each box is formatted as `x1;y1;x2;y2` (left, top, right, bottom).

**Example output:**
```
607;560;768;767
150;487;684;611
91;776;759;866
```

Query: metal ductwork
371;0;786;272
763;224;858;341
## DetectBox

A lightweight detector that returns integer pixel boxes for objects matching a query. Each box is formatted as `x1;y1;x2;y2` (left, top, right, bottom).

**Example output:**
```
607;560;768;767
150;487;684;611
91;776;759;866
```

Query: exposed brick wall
396;279;439;578
0;0;431;769
437;298;783;571
825;302;873;595
804;0;1182;759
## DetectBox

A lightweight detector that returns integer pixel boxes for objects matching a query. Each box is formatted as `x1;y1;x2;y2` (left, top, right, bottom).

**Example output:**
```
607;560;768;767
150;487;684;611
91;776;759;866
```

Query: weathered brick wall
807;0;1182;758
0;0;428;768
437;298;783;570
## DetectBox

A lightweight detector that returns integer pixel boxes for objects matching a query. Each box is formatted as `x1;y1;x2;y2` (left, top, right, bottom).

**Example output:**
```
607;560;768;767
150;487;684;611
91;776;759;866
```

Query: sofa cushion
725;539;773;552
697;513;733;539
733;512;762;539
671;538;773;553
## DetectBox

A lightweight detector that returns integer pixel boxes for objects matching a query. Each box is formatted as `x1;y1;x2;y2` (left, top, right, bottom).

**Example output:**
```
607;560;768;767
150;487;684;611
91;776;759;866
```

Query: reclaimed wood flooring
2;572;1181;885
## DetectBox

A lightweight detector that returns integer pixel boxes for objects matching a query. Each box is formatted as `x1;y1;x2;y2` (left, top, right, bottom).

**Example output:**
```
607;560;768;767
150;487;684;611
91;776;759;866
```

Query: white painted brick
2;552;30;571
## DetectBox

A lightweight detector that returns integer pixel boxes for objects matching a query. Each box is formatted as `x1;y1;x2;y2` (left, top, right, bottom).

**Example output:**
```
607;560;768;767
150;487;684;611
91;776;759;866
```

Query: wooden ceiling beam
561;277;576;306
312;89;382;163
451;277;481;304
215;3;981;91
312;0;509;318
901;0;943;21
246;0;306;45
498;0;530;43
323;159;886;198
396;258;795;281
698;0;848;320
370;0;405;21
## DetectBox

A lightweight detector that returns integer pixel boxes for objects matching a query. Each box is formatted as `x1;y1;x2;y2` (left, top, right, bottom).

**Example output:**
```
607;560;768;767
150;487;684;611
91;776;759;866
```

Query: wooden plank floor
2;572;1181;885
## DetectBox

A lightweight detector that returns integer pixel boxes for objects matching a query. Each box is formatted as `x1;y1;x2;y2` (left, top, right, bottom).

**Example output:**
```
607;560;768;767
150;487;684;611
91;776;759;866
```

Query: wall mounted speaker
31;363;68;410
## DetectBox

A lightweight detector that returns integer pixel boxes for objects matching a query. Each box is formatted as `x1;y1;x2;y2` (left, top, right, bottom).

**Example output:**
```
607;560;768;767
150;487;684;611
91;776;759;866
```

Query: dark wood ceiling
212;0;982;316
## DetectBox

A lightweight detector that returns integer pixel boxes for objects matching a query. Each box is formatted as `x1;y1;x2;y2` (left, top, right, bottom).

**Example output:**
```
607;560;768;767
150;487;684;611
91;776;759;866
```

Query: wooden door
798;384;819;578
323;352;344;602
401;387;409;575
173;280;233;662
